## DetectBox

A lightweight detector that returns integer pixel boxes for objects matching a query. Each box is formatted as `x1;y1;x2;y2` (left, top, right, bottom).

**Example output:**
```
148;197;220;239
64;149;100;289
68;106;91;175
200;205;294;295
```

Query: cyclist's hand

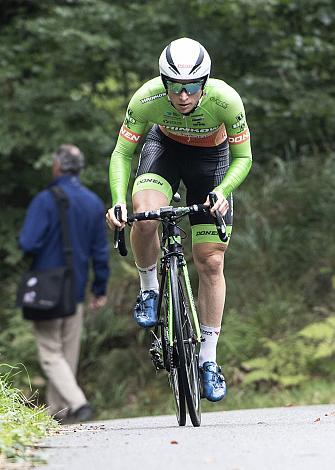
204;192;229;216
106;203;127;230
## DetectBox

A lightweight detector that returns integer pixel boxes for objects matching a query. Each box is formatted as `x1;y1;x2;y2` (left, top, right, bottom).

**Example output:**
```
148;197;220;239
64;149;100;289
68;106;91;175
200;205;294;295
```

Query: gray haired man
20;144;110;422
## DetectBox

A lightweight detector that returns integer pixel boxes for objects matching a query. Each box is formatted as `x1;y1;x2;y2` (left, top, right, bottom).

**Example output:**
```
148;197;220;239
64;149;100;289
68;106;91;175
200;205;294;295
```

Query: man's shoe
134;290;158;328
66;403;93;424
200;361;227;402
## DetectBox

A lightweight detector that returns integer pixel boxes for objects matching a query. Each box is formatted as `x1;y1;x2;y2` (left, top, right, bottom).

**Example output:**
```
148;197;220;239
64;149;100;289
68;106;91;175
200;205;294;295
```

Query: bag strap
49;186;73;270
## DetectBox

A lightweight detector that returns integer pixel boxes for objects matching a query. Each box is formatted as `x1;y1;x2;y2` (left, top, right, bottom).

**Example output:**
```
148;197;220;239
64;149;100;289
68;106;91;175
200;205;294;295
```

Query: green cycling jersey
109;77;252;204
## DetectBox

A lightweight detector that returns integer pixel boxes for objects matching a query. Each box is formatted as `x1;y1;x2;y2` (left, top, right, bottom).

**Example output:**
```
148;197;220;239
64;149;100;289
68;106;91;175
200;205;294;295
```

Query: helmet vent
189;47;204;75
166;45;180;75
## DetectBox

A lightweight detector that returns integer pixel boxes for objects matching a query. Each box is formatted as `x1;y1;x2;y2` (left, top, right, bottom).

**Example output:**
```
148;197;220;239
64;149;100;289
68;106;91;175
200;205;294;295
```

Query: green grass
0;366;58;466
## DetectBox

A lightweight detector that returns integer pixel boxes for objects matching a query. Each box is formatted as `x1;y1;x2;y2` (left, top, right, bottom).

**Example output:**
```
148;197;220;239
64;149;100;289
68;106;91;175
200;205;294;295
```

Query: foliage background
1;0;334;418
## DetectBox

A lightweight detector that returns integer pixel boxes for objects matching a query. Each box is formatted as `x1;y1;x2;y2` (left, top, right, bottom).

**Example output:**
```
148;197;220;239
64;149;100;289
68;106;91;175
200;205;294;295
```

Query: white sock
199;324;221;366
136;263;159;293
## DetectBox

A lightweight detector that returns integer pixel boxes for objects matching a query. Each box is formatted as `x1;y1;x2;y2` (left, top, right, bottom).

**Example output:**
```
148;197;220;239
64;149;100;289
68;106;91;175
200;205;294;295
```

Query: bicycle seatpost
208;192;228;243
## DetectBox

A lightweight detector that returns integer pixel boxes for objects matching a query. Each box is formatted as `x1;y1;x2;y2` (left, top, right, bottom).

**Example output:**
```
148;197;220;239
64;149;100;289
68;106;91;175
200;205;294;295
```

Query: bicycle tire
161;281;186;426
169;357;186;426
170;256;201;427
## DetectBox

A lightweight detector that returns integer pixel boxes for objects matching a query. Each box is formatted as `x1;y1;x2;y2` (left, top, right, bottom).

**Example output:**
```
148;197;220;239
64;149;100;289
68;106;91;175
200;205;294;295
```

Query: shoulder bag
17;186;76;321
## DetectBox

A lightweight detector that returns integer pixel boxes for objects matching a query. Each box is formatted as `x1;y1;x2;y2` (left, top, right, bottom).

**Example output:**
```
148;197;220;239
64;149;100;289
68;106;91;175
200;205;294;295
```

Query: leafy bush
241;316;335;389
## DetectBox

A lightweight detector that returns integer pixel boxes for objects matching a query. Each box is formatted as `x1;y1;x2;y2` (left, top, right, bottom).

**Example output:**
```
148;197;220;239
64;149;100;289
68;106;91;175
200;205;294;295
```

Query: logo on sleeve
232;112;246;132
125;108;137;128
210;97;229;109
140;93;166;104
228;128;250;144
119;125;141;143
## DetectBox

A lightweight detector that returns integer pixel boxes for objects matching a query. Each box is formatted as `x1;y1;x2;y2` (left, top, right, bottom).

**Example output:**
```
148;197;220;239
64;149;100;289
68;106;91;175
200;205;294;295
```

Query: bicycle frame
158;218;201;347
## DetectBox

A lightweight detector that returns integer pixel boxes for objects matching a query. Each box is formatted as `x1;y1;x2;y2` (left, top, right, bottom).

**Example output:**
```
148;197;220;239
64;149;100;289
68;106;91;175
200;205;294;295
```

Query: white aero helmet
159;37;211;85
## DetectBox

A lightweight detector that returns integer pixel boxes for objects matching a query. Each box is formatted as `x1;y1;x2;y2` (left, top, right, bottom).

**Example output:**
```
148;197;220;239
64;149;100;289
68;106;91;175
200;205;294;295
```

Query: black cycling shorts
135;125;233;227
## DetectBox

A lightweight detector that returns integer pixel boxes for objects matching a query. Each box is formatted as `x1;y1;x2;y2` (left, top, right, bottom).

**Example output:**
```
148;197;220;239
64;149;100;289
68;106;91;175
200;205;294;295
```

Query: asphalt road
38;404;335;470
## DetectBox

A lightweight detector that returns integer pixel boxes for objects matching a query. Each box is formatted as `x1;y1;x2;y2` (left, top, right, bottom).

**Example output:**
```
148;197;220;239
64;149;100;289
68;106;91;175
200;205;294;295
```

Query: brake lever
114;205;128;256
208;192;228;243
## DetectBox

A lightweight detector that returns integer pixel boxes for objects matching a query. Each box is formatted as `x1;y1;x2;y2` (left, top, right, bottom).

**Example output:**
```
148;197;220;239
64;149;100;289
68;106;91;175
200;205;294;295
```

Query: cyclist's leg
181;139;231;331
191;237;230;401
189;201;232;370
131;126;180;327
131;189;168;269
191;217;232;366
181;139;231;400
192;241;227;328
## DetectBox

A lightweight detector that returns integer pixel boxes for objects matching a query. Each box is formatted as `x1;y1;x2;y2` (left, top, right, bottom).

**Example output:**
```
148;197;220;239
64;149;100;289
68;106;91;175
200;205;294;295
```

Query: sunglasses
166;79;204;95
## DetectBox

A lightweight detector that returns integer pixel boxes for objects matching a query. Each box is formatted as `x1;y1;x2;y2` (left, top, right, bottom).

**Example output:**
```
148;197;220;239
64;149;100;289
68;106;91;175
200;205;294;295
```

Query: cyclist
106;37;252;402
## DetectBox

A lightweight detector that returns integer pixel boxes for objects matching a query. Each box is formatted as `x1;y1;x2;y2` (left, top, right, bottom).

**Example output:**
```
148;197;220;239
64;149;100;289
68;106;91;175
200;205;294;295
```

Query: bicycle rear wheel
170;256;201;427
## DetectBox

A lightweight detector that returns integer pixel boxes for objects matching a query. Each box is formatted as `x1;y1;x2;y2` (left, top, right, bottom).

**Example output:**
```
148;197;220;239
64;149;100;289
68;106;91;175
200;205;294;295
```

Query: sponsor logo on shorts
140;93;166;104
195;230;218;236
228;128;250;144
119;125;141;143
137;178;163;186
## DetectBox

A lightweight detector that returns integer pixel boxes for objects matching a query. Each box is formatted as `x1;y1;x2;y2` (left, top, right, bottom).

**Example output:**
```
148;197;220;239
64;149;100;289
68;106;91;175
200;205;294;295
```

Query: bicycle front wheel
169;354;186;426
170;256;201;427
161;276;186;426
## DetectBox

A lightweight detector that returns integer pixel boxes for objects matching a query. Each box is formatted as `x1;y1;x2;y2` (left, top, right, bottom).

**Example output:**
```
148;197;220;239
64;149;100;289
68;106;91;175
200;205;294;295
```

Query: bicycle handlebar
113;192;227;256
128;203;208;222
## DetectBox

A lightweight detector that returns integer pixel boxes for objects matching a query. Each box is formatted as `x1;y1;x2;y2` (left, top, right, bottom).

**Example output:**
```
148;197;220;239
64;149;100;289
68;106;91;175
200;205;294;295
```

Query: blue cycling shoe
134;290;159;328
200;361;227;402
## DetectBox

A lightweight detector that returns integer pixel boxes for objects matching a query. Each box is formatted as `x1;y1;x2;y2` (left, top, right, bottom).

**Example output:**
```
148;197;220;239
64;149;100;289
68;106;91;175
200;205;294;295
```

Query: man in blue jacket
19;144;109;423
